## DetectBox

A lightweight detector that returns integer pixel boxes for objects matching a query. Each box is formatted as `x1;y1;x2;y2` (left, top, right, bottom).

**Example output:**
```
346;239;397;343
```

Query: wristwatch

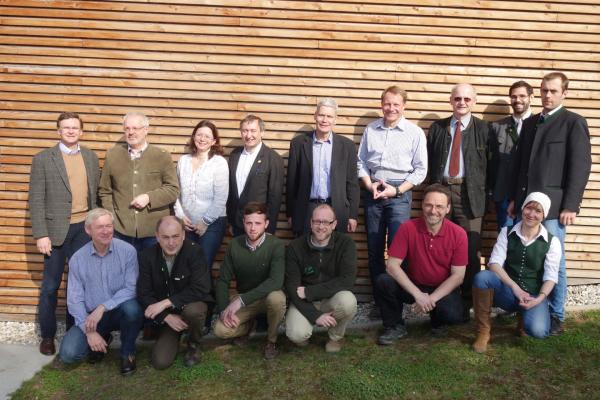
395;186;402;197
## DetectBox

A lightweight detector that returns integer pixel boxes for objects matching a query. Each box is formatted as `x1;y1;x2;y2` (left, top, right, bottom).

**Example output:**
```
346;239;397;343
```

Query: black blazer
427;116;491;219
227;143;284;234
286;131;359;234
137;240;213;323
509;108;591;219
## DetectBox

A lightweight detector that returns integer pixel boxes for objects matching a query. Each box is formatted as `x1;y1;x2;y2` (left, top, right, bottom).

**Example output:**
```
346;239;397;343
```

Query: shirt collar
509;221;550;243
128;142;148;159
313;131;332;143
245;232;267;251
242;142;262;156
90;239;114;256
59;142;81;155
451;114;471;130
417;217;447;237
542;104;563;117
375;116;406;131
513;109;532;123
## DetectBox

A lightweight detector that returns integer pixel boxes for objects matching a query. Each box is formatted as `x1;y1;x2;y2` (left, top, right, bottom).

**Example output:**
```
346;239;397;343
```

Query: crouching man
285;204;357;352
214;202;286;359
58;208;143;376
375;184;468;344
137;216;213;369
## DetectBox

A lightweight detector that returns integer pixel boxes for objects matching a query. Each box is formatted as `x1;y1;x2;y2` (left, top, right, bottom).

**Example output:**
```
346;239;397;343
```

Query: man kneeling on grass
285;204;358;353
58;208;143;376
137;216;213;369
375;184;468;344
214;202;286;359
472;192;560;353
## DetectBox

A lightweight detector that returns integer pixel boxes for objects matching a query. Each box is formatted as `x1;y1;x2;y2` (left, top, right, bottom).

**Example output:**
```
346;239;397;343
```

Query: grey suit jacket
29;144;100;246
286;131;359;234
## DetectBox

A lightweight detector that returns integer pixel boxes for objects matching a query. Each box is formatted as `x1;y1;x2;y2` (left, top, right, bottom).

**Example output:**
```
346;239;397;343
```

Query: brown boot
516;314;528;337
472;288;493;353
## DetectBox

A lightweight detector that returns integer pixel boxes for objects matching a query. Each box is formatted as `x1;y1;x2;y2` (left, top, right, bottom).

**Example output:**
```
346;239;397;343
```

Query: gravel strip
2;284;599;345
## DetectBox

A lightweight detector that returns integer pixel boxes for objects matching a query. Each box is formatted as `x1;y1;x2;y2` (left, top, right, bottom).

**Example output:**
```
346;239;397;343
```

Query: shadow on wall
483;99;510;122
419;113;441;136
353;112;380;138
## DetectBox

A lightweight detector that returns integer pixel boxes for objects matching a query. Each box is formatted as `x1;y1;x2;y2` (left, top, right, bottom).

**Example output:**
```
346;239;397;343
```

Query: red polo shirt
388;217;468;287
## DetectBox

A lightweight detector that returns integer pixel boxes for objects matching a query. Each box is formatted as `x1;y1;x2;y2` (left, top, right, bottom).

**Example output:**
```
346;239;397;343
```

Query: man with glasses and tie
285;204;358;353
99;111;179;252
427;83;491;320
507;72;591;335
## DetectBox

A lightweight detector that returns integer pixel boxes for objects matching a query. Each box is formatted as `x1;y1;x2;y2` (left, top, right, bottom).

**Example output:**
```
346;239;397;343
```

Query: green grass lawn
12;310;600;400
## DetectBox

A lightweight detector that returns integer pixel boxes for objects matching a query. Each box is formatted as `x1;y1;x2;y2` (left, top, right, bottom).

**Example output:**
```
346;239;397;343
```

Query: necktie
449;122;461;177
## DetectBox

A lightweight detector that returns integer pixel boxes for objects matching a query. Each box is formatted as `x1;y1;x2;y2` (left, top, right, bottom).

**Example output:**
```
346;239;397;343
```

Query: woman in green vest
471;192;562;353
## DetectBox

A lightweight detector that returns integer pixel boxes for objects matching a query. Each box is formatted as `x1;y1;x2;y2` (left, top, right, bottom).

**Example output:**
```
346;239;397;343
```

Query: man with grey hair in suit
286;98;360;236
29;112;100;356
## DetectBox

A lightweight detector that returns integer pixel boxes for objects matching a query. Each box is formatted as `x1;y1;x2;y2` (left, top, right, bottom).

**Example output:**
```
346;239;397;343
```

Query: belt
309;198;331;204
442;177;464;185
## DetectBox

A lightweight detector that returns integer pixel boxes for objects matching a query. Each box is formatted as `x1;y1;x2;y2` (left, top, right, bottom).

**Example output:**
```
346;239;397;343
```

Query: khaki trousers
214;290;286;343
151;301;207;370
286;290;357;343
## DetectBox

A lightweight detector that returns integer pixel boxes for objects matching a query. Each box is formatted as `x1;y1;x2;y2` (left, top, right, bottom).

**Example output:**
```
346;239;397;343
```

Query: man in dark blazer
508;72;592;335
29;112;100;355
286;98;360;236
137;216;213;369
227;115;284;236
489;80;534;230
427;83;491;318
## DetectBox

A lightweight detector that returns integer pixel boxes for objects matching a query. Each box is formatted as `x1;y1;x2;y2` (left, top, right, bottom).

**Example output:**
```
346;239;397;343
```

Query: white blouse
174;154;229;225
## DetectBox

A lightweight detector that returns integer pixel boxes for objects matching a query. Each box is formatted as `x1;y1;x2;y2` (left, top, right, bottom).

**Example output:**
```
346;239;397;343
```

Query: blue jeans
542;219;567;321
59;299;143;363
473;270;550;338
495;198;513;232
185;216;227;268
39;221;90;338
114;231;157;253
364;189;412;299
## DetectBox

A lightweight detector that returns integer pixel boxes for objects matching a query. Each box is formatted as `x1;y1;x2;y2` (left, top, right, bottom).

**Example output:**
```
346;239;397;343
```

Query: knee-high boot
472;288;494;353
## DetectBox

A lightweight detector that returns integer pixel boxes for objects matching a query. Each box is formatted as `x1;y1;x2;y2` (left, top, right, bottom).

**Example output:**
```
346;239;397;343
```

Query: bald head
450;83;477;119
155;216;185;256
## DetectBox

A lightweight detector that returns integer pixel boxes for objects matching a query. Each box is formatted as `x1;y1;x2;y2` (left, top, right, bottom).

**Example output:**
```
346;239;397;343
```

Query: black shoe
377;325;407;345
87;334;113;364
184;343;201;368
431;325;448;338
550;315;564;336
120;355;136;376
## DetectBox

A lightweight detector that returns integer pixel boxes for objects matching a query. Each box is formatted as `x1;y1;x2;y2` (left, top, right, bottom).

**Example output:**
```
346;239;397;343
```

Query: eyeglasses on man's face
311;219;336;227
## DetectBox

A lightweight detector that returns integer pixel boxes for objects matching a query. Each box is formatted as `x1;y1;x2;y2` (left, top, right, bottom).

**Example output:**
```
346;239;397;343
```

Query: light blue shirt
357;117;427;185
67;238;139;332
443;115;472;179
310;132;333;200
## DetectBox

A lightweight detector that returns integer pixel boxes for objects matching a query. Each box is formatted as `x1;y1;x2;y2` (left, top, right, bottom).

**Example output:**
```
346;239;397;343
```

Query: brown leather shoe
263;342;279;360
39;338;55;356
325;339;343;353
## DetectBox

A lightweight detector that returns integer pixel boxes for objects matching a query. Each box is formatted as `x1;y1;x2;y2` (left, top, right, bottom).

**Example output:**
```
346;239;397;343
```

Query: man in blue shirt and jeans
58;208;143;376
357;85;428;319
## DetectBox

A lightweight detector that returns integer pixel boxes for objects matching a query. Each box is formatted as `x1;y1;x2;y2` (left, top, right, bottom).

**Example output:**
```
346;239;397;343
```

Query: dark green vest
504;229;553;295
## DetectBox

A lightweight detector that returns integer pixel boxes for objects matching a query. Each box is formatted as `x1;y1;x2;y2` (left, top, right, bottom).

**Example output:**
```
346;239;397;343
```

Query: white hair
123;111;149;127
85;208;114;227
316;98;338;114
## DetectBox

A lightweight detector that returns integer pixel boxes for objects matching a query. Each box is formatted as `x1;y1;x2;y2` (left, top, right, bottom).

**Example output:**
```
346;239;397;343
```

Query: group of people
28;71;591;375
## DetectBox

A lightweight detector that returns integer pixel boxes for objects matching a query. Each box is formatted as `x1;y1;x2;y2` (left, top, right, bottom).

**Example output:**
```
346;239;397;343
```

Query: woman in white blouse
174;120;229;268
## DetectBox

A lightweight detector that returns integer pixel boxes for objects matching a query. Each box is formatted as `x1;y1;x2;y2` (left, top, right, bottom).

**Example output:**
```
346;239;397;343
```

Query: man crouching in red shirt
375;184;468;344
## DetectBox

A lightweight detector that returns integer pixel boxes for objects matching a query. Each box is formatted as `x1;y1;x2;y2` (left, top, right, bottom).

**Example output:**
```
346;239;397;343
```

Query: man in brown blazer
227;115;284;236
29;112;100;355
99;112;179;251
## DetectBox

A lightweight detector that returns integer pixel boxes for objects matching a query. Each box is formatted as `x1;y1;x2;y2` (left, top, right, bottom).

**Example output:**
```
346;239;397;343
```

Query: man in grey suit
489;80;534;230
227;115;284;237
29;112;100;355
286;98;360;236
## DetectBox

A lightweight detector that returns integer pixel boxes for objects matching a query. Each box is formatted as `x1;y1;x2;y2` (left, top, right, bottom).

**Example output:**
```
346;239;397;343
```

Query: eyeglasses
453;97;472;103
311;219;335;227
124;126;147;133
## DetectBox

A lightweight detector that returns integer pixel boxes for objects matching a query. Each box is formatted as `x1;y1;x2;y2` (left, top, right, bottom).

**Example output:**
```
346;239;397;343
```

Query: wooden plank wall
1;0;599;321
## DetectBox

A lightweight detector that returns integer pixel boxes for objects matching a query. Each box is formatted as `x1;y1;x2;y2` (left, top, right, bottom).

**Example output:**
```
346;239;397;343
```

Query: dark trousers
375;273;464;328
446;184;482;302
38;221;90;339
59;299;143;362
151;301;208;370
114;231;157;253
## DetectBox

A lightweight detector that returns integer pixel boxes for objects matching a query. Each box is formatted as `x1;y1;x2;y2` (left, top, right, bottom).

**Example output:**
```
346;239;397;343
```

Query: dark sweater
285;231;357;323
215;234;285;312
